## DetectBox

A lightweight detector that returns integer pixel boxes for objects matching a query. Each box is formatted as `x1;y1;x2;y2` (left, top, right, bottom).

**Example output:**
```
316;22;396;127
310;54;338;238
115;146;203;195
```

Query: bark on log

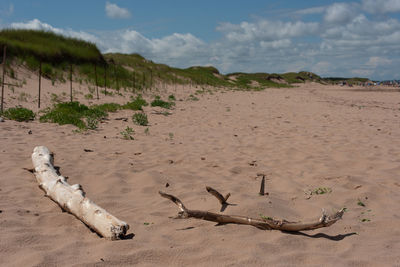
160;191;344;232
32;146;129;240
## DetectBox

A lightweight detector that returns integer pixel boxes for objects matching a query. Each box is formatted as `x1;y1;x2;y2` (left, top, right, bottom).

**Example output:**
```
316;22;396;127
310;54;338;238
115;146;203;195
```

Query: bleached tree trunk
32;146;129;240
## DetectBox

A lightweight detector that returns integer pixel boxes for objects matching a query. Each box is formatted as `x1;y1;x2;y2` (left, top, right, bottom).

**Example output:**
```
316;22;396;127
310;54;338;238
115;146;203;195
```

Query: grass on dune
0;29;104;64
1;107;35;122
39;102;107;129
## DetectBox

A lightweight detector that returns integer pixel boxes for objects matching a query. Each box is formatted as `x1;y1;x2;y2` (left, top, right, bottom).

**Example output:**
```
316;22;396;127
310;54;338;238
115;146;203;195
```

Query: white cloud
324;3;356;24
10;19;102;45
362;0;400;14
217;20;319;42
105;2;131;19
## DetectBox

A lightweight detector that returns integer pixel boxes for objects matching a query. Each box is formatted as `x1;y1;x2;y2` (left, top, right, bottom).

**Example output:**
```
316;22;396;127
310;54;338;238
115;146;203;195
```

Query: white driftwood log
32;146;129;240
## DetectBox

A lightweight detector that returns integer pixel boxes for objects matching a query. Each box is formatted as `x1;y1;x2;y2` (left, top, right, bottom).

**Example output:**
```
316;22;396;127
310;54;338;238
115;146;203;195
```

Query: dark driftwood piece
259;175;265;196
159;191;344;232
206;186;230;205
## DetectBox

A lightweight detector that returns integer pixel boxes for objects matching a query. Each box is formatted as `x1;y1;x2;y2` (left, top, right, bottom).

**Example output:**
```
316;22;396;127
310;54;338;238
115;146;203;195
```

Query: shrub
39;101;107;129
120;126;134;140
132;112;148;126
151;96;174;109
123;95;148;111
2;107;35;122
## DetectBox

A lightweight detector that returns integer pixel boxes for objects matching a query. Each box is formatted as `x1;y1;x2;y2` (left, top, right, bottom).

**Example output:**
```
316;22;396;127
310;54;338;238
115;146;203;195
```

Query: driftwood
160;191;344;232
259;175;265;196
206;186;230;205
206;186;232;212
31;146;129;240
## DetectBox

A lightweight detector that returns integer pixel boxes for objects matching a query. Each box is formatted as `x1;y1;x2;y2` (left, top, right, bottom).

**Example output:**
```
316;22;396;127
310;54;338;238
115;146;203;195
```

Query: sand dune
1;80;400;266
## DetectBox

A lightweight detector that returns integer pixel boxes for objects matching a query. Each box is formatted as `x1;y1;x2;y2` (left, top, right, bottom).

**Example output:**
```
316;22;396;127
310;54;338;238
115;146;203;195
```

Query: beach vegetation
1;107;35;122
123;95;148;110
120;126;134;140
39;101;106;129
132;112;148;126
92;103;121;113
151;96;174;109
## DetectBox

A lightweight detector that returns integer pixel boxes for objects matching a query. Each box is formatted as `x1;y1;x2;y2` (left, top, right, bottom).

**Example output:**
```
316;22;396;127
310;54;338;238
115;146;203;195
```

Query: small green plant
168;94;176;101
84;93;93;99
260;214;273;221
357;199;366;207
123;95;148;110
120;126;134;140
151;96;174;109
168;132;174;140
132;112;148;126
144;127;150;135
311;187;332;195
2;107;35;122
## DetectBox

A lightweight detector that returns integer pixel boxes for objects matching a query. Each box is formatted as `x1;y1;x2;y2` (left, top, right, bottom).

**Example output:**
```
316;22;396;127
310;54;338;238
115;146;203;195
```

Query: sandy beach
1;80;400;266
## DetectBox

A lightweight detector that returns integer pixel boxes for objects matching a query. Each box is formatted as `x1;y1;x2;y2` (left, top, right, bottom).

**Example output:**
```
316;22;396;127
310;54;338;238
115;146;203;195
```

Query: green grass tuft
132;112;148;126
2;107;35;122
39;101;106;129
151;96;174;109
123;95;148;111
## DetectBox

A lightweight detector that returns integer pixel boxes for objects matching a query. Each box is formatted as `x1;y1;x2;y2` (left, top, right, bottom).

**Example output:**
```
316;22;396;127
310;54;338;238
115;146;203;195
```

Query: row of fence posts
0;45;200;113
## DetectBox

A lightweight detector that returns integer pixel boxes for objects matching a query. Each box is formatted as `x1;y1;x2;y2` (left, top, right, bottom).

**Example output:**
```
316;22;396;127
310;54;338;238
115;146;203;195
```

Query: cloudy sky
1;0;400;80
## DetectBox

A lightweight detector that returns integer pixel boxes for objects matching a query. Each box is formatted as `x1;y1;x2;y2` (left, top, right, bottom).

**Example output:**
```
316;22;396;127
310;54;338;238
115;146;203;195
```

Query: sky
1;0;400;80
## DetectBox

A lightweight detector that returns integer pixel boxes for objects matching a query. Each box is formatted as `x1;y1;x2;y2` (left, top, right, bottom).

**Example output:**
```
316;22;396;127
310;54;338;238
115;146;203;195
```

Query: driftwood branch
32;146;129;240
206;186;230;205
160;191;344;232
259;175;265;196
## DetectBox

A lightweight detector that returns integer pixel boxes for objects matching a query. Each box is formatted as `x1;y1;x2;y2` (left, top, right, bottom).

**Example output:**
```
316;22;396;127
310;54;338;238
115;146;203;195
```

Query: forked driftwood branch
206;186;232;212
206;186;230;205
31;146;129;240
160;191;344;231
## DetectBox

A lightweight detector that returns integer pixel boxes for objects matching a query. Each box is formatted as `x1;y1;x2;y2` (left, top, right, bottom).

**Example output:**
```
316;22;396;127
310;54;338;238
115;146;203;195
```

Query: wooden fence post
113;62;119;92
150;68;153;89
70;64;73;102
38;61;42;108
1;45;6;113
132;71;135;92
94;64;99;100
104;64;107;96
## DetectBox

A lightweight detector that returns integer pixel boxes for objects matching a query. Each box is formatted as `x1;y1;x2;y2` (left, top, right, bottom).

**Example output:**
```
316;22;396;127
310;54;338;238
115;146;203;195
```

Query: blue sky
1;0;400;80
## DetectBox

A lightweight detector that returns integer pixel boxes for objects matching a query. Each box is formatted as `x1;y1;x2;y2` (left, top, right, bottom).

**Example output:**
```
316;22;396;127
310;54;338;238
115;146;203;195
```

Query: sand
1;73;400;266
